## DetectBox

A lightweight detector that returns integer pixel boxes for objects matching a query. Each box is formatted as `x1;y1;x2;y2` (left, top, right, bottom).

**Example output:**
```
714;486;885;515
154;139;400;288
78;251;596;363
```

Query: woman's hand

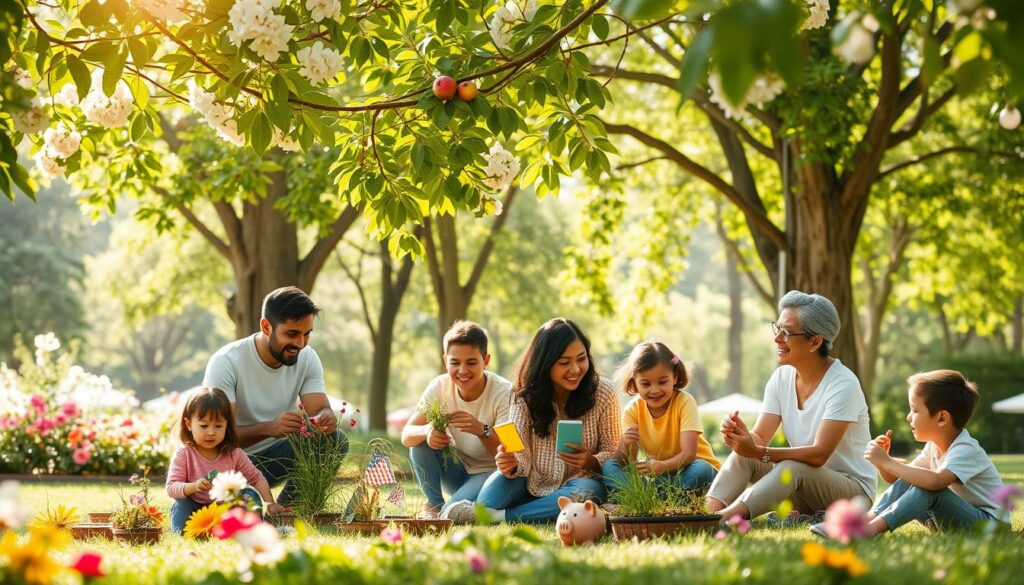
558;443;597;471
721;411;754;453
496;444;518;478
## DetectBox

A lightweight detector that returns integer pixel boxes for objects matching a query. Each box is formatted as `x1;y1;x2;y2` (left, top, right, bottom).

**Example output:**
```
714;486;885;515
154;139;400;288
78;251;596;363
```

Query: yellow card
494;422;525;453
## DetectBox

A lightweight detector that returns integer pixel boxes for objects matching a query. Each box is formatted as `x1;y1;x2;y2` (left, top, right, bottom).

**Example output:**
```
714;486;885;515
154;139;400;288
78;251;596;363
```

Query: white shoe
440;499;476;524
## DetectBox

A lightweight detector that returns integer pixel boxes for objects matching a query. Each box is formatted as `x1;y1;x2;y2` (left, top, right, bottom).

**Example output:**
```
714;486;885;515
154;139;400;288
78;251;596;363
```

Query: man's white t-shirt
415;372;513;474
203;334;326;455
916;428;1006;522
762;359;877;498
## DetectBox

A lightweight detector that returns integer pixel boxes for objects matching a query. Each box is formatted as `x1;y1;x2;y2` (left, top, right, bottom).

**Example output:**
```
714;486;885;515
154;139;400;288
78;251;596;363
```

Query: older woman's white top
762;359;877;499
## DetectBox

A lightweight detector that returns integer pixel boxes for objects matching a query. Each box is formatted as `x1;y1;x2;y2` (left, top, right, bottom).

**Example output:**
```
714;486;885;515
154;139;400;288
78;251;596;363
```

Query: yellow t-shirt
623;391;720;471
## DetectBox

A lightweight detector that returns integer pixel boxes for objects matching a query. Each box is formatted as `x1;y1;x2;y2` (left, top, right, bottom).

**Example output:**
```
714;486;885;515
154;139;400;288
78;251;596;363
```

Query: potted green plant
606;461;720;541
271;404;348;527
109;473;164;544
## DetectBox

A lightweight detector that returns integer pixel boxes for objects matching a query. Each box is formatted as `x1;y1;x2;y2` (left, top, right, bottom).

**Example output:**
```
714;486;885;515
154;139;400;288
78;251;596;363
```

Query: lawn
7;456;1024;584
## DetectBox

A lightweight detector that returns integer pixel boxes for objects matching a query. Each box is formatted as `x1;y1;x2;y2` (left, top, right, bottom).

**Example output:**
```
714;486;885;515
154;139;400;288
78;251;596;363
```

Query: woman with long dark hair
459;318;621;523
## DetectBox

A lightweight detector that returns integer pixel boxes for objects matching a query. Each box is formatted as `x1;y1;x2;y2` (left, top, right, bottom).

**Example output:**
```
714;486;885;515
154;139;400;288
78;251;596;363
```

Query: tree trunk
725;238;744;394
365;242;416;431
1013;295;1023;356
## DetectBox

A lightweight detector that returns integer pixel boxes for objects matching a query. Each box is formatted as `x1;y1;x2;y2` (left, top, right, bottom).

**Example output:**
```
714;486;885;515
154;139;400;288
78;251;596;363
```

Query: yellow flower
801;541;827;567
28;526;70;550
184;502;230;539
29;504;80;531
846;557;870;577
2;530;64;585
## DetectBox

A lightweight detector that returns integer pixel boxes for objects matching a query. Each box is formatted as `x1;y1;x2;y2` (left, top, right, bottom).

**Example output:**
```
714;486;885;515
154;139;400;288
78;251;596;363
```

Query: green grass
7;457;1024;584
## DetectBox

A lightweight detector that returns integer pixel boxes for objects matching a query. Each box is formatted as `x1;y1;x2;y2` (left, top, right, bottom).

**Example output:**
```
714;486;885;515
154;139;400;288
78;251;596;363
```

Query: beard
269;338;301;366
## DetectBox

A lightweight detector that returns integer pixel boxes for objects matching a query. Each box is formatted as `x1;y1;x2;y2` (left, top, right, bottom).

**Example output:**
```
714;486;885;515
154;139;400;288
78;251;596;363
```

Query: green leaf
78;1;108;28
129;113;147;142
127;75;149;110
102;49;127;97
251;113;272;154
79;40;118;63
511;525;544;544
611;0;677;21
128;38;151;67
922;35;941;89
954;58;992;96
66;54;92;102
592;15;609;41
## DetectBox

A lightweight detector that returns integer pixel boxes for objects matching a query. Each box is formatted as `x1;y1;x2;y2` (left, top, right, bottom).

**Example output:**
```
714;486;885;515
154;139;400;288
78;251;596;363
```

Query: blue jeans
408;444;492;509
871;479;993;532
249;430;349;505
477;472;607;523
170;487;263;534
602;458;717;496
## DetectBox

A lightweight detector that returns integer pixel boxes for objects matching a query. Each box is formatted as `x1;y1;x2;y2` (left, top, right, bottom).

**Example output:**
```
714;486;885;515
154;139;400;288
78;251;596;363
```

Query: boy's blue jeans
170;486;263;534
601;458;717;495
249;430;349;505
871;478;993;531
408;443;491;510
476;472;606;523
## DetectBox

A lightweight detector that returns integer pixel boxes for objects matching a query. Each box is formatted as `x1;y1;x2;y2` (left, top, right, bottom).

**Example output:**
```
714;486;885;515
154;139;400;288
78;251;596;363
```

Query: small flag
364;451;396;486
386;483;405;507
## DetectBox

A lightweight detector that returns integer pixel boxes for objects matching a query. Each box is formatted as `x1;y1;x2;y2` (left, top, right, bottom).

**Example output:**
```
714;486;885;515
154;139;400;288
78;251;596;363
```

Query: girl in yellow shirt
603;341;720;496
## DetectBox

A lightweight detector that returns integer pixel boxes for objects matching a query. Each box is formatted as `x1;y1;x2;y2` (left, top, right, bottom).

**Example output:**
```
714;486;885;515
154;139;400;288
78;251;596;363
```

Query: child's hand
192;478;212;493
265;502;289;516
558;443;594;470
496;445;518;478
872;430;892;454
622;426;640;446
636;459;661;475
426;428;451;450
864;440;891;467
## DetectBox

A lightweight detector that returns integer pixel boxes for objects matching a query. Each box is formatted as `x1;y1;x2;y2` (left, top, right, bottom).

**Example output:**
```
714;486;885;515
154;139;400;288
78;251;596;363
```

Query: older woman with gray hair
706;291;876;523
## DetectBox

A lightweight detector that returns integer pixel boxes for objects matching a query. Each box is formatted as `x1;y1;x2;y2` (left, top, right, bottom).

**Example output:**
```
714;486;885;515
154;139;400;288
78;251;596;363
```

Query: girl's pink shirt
165;444;265;503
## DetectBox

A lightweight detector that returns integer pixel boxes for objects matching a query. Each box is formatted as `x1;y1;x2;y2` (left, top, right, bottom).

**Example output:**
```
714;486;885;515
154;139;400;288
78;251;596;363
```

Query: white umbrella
698;393;764;417
992;393;1024;414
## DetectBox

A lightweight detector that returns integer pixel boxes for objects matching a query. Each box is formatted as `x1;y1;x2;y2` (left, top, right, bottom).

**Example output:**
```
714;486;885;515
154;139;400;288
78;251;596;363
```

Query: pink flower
381;526;403;544
120;418;133;427
73;447;91;465
348;419;357;428
823;497;870;544
726;514;750;534
466;548;488;573
213;508;262;540
993;485;1024;512
30;395;46;413
129;494;145;506
61;401;79;417
54;413;68;426
714;529;728;540
69;552;105;577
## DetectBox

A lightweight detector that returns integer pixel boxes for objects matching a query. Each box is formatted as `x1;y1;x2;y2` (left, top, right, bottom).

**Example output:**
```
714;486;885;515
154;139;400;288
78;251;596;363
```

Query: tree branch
335;245;376;341
421;216;446;319
887;86;956;148
151;185;231;259
464;186;519;301
877;146;1023;179
299;204;360;290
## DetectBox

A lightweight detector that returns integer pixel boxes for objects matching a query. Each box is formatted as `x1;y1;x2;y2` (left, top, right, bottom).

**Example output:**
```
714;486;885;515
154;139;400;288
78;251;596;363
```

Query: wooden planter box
268;512;346;527
70;523;112;540
111;527;163;545
87;512;113;523
608;514;721;541
336;517;453;536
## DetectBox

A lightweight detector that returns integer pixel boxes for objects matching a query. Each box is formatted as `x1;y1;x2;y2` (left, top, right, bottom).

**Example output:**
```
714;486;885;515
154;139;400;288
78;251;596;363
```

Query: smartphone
556;420;583;454
494;421;525;453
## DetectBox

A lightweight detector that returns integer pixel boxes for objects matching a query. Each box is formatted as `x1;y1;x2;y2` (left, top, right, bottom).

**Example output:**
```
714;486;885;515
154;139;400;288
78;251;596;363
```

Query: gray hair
778;290;841;352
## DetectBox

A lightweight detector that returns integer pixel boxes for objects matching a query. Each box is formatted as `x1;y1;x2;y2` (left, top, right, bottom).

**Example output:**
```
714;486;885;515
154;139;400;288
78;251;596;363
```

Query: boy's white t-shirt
762;359;877;498
916;428;1006;522
203;334;326;455
415;372;513;474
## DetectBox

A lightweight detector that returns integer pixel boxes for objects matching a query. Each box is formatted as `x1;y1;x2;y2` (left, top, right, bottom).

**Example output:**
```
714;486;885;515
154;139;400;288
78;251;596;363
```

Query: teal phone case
556;420;583;453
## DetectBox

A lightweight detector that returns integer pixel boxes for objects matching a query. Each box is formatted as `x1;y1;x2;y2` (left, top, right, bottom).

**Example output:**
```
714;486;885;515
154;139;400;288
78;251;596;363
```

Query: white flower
297;41;343;85
272;129;301;152
54;84;80;106
305;0;340;22
6;66;32;89
81;70;133;128
488;0;536;51
229;0;295;62
999;106;1021;130
136;0;187;23
43;122;81;159
248;14;294;62
708;73;784;119
11;97;49;135
945;0;983;16
188;82;246;146
209;470;248;502
481;143;520;192
0;481;27;530
801;0;829;31
234;523;286;566
34;151;66;179
834;13;876;65
34;332;61;353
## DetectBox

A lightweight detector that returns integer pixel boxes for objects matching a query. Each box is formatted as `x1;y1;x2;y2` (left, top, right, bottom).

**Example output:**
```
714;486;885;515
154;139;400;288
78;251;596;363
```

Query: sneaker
440;499;477;525
764;510;823;528
809;522;830;539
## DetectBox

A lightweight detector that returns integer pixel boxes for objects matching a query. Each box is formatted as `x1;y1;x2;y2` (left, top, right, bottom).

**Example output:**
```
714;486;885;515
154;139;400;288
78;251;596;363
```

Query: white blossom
488;0;537;51
11;97;49;135
834;13;877;65
188;82;246;146
999;106;1021;130
34;332;61;353
7;66;32;89
0;481;27;530
272;129;301;152
43;122;81;159
234;523;286;566
296;41;343;85
34;151;66;179
54;84;80;106
136;0;187;23
481;143;520;192
210;470;248;502
305;0;340;22
81;70;133;128
708;73;784;120
229;0;295;62
801;0;829;31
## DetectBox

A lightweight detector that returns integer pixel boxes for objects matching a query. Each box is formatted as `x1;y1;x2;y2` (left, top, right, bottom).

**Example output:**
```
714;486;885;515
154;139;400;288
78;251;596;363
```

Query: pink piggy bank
556;496;606;546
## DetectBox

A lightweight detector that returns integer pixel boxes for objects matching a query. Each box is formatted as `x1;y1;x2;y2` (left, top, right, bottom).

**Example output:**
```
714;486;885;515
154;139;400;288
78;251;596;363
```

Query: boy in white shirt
401;321;512;522
816;369;1006;537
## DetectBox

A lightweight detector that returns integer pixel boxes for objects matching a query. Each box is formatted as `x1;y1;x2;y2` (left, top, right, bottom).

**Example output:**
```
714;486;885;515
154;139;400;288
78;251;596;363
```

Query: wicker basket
609;514;722;541
70;523;113;540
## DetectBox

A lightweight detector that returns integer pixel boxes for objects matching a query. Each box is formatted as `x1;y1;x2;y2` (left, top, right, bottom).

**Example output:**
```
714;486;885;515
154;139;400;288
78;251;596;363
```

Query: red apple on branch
433;76;457;100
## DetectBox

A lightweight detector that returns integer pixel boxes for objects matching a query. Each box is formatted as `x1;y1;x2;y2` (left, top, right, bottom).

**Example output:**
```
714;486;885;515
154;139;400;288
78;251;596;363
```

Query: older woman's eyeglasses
770;322;816;342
